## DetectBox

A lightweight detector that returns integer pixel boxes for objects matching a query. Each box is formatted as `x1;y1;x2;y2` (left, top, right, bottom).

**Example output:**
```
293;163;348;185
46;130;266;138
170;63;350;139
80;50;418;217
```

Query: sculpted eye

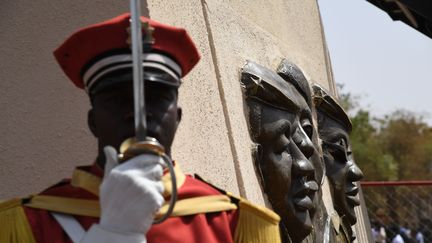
301;119;313;139
337;138;348;150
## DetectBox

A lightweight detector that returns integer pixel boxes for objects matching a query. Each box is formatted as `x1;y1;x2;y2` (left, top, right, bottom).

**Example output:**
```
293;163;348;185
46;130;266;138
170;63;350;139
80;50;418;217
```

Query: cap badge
126;20;155;48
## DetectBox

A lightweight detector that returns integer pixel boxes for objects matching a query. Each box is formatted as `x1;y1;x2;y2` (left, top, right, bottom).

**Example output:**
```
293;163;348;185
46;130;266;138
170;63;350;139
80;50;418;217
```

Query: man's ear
87;109;98;137
176;107;182;125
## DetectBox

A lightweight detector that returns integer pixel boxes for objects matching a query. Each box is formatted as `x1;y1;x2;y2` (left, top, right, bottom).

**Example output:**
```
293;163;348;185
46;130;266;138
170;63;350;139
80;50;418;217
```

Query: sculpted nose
292;126;315;158
294;158;315;176
348;163;364;182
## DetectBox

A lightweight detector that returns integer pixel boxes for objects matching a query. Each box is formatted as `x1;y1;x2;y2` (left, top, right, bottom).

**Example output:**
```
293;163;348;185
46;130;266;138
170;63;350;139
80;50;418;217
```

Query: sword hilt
119;137;165;161
119;137;178;224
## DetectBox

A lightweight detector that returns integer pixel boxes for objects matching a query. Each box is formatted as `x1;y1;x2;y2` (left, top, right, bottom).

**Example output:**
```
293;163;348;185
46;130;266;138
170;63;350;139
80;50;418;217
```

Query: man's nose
348;163;364;182
293;157;315;176
123;111;134;121
123;109;153;121
292;125;315;158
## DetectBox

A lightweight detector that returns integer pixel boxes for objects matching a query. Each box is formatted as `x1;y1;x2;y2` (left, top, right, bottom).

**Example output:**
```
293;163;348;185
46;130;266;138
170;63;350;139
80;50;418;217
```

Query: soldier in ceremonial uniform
0;14;281;243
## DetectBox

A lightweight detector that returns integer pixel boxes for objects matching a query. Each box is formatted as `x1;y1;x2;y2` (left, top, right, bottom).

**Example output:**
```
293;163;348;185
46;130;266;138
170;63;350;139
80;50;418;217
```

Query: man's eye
104;95;125;104
338;138;347;149
161;93;174;101
147;91;174;102
323;141;348;162
301;119;313;138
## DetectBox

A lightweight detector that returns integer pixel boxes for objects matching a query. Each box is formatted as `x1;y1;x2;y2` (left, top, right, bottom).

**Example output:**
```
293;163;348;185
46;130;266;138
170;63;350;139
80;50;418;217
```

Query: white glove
80;146;165;243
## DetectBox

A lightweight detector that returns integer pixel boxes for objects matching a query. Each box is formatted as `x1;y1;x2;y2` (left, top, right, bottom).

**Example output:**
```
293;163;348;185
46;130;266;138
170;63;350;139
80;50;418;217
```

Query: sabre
118;0;178;224
130;0;146;141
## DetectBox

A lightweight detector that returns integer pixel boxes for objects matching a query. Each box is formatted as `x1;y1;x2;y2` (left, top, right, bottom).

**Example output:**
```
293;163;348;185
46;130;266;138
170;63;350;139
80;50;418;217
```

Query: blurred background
319;0;432;242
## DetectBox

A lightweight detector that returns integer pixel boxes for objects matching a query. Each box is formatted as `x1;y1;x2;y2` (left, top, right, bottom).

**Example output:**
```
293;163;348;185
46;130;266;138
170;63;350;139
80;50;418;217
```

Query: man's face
250;89;319;241
89;79;181;168
319;117;363;225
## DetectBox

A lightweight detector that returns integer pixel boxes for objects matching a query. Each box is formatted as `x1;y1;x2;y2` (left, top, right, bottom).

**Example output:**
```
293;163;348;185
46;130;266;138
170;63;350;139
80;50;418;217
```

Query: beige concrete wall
0;0;132;198
147;0;240;195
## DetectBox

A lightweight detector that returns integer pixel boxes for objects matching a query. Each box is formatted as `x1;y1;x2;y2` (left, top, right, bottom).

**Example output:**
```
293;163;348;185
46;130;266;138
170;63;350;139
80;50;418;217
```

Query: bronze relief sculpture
276;60;325;187
241;60;322;242
312;84;364;242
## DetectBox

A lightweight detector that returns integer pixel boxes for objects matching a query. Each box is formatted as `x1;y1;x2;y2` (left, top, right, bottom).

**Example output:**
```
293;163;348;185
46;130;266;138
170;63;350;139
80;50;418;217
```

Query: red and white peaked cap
54;13;200;94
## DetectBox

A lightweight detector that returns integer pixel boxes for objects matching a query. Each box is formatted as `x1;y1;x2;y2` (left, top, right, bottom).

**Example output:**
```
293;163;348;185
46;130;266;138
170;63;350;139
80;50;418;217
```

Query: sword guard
117;135;177;224
118;137;165;162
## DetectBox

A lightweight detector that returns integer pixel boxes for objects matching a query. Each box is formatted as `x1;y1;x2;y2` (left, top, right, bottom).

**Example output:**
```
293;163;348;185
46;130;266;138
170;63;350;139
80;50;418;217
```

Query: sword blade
130;0;146;141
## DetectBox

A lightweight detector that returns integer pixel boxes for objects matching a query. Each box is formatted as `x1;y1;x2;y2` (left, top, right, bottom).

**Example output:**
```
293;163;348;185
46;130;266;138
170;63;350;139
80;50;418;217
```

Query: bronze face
241;61;320;242
313;84;364;227
321;119;364;225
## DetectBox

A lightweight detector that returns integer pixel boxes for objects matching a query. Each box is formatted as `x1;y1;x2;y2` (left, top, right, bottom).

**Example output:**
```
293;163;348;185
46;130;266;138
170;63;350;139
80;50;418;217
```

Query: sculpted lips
294;196;313;211
345;183;360;206
293;180;318;211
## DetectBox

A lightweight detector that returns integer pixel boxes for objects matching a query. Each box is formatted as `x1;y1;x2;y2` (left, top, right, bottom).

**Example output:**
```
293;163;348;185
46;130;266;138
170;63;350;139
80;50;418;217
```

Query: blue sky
318;0;432;124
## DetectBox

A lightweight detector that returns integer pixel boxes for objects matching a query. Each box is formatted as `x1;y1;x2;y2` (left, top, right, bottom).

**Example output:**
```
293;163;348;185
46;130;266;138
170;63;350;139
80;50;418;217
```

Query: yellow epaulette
195;175;282;243
231;196;281;243
0;198;36;243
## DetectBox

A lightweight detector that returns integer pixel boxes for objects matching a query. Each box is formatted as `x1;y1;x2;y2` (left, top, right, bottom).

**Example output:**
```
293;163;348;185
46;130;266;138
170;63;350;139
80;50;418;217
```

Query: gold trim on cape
25;194;236;218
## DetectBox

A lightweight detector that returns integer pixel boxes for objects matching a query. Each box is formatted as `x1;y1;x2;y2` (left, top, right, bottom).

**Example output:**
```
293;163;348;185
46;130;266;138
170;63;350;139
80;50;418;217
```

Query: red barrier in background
362;180;432;186
361;181;432;242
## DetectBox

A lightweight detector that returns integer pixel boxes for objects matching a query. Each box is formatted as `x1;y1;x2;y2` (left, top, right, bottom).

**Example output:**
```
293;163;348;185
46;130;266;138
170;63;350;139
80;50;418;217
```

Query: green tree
350;109;398;181
377;111;432;180
339;86;432;227
337;85;432;181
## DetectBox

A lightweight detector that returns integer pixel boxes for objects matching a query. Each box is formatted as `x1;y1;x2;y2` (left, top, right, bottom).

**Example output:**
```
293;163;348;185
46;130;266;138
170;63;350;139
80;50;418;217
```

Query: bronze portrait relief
313;84;364;241
241;60;322;242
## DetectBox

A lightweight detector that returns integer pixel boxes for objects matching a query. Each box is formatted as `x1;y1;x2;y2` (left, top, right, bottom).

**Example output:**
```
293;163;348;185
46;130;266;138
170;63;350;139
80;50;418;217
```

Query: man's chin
283;207;313;241
295;209;313;230
341;200;357;225
345;207;357;225
118;130;166;149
